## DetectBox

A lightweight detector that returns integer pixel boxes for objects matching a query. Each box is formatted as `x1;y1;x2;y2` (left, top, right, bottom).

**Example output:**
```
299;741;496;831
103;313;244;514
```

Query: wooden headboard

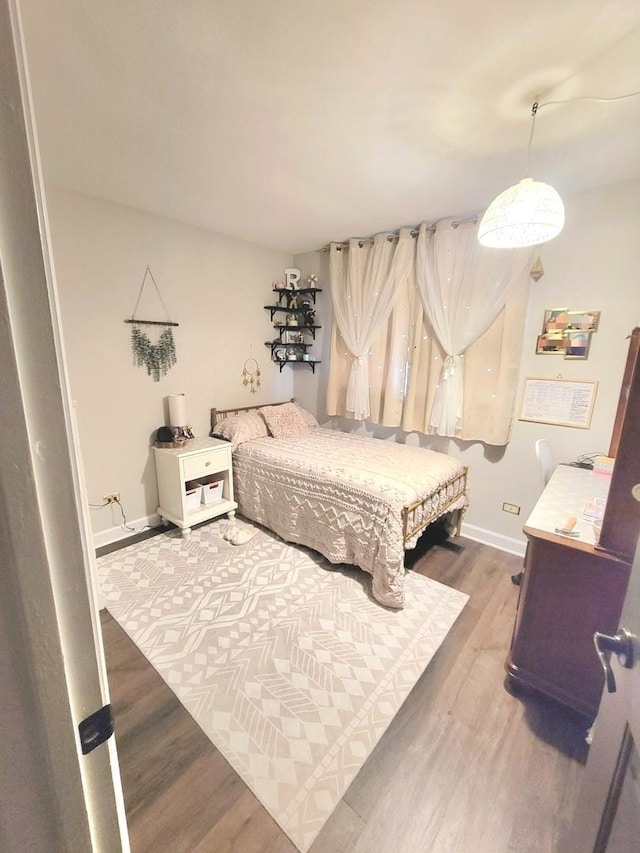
210;399;295;435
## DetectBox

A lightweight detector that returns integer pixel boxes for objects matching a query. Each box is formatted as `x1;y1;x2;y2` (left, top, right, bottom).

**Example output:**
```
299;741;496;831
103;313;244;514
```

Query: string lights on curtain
478;91;640;250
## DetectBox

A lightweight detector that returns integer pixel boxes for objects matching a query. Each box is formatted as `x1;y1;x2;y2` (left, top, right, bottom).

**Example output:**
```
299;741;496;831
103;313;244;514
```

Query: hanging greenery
126;266;179;382
131;324;177;382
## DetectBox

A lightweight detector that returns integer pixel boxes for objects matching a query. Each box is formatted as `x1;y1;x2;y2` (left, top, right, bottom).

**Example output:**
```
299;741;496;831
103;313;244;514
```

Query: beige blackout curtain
326;222;532;445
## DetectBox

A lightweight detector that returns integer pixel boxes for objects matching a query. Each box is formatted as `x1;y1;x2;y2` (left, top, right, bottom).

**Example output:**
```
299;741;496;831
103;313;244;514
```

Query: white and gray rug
98;518;468;852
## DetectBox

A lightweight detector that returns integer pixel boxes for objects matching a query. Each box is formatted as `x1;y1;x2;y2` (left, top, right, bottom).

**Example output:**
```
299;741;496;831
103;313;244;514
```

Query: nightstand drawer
182;447;230;480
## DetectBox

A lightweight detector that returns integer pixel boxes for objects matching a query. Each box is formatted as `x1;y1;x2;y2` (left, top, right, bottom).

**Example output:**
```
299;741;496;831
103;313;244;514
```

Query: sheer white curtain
329;230;414;420
416;220;531;437
326;222;532;445
326;270;444;428
326;275;530;444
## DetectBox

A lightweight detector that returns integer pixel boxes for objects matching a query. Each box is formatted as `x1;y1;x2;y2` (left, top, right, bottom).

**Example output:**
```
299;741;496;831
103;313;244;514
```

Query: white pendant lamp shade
478;178;565;249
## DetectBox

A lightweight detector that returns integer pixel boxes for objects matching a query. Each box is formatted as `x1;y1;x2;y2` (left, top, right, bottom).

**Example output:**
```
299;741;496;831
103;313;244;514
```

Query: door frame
565;539;640;851
0;1;128;849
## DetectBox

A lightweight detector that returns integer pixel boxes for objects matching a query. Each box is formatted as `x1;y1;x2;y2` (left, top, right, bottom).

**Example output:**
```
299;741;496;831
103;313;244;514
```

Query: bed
210;401;468;609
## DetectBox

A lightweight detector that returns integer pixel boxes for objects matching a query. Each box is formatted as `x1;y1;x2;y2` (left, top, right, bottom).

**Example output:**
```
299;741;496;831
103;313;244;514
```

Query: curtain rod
319;213;480;252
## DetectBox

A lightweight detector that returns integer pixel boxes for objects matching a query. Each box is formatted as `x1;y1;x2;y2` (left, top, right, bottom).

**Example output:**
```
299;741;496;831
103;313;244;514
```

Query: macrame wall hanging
241;347;261;393
125;266;178;382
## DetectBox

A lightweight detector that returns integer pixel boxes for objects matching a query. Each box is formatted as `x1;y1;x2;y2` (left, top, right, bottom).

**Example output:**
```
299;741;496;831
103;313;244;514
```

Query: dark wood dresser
506;328;640;718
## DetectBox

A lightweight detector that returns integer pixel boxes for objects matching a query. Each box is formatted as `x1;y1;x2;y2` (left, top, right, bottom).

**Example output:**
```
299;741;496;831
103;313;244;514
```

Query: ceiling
18;0;640;254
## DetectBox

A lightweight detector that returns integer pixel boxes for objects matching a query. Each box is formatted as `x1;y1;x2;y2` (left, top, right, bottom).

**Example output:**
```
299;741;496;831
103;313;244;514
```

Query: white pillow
259;402;308;439
213;410;269;449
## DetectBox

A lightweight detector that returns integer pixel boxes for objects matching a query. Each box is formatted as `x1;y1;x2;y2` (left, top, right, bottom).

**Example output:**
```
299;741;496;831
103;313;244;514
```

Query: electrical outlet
502;502;520;516
103;492;120;505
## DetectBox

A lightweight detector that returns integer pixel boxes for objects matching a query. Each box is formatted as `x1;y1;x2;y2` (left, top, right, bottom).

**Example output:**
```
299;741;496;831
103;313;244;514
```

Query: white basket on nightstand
201;480;224;505
184;484;202;513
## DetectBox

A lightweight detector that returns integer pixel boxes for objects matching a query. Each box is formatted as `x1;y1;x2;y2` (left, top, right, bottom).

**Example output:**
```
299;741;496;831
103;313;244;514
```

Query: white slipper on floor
229;527;257;545
223;521;258;546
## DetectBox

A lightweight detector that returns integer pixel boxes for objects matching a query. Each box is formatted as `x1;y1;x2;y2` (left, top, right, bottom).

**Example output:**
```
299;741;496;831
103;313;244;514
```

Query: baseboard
460;522;526;558
93;515;526;558
92;512;162;550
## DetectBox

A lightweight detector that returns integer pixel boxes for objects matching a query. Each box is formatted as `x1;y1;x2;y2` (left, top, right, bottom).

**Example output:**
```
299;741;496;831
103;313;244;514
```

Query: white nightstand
154;437;237;537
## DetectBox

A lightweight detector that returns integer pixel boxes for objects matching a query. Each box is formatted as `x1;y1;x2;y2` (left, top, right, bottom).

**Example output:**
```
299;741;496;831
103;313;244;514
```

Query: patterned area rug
98;518;468;852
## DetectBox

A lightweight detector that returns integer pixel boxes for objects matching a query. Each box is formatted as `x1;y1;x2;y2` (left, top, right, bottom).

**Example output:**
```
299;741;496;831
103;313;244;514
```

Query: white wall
46;188;293;544
290;249;330;417
295;178;640;554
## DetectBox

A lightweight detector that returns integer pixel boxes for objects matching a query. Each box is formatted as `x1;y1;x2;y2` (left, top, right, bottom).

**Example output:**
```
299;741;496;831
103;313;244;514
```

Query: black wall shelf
272;323;321;340
264;284;322;371
274;358;320;373
270;287;322;302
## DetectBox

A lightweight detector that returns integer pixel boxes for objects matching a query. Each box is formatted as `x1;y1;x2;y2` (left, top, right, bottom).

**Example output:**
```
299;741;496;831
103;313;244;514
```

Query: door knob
593;629;636;693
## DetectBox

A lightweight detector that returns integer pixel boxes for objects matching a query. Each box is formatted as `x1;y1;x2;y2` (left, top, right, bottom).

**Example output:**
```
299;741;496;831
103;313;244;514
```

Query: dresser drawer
182;447;230;480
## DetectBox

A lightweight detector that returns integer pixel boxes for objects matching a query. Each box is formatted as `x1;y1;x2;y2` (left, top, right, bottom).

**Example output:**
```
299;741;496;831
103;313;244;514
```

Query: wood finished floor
101;529;589;853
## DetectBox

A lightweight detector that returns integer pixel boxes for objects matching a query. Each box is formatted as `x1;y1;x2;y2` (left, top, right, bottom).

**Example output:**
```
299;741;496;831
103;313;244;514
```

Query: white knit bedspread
232;428;467;608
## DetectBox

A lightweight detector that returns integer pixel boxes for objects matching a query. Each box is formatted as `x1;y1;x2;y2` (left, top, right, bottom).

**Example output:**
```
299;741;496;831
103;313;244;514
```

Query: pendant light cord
525;102;539;174
537;90;640;110
524;90;640;177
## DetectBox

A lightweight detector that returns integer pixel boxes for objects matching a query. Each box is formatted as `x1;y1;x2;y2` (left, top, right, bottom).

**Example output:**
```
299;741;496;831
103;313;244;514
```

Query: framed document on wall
519;377;598;429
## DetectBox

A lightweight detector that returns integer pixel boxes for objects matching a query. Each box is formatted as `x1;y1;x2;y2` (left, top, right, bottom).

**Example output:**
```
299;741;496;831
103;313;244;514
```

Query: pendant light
479;90;640;249
478;102;565;249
